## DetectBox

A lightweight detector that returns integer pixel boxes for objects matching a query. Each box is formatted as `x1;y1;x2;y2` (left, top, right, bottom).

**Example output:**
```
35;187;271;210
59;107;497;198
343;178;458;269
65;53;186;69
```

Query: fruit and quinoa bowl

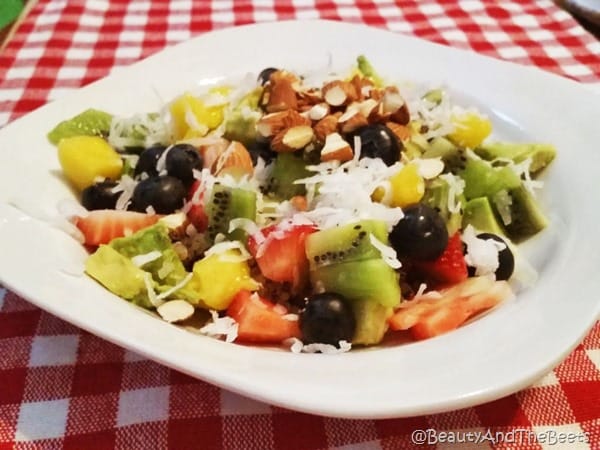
49;56;555;353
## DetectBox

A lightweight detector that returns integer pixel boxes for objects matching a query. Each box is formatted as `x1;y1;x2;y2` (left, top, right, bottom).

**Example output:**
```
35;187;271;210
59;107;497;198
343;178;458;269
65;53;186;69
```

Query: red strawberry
75;209;161;246
186;180;208;232
227;290;300;343
415;232;468;286
247;222;317;288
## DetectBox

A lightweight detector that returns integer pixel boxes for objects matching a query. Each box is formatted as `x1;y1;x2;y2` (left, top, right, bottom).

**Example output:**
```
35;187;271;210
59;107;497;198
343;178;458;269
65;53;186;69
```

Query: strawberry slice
186;180;208;232
75;209;161;246
227;290;300;343
414;232;468;286
247;222;317;288
388;277;512;340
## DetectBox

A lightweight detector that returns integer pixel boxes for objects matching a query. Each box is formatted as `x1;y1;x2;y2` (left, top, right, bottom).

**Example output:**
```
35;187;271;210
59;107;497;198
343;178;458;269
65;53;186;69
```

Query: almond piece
290;195;308;211
266;78;297;113
307;103;330;121
272;126;314;152
385;121;412;142
322;80;357;107
257;110;310;138
390;103;410;125
297;88;323;108
200;138;230;170
313;113;340;143
214;141;254;176
157;300;194;323
338;109;368;134
320;132;353;162
357;98;379;120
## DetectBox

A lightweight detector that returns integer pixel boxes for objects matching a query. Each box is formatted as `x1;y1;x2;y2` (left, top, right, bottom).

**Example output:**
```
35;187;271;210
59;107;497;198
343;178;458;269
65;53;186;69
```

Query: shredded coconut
369;234;402;269
200;310;238;343
143;272;163;308
286;338;352;354
493;189;513;226
204;241;251;262
438;173;465;214
131;250;162;267
156;272;194;301
461;225;505;277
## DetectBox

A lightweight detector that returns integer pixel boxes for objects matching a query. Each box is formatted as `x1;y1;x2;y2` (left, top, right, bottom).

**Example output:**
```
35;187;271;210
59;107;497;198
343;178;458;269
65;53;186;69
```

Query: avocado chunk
352;300;393;345
501;185;548;241
85;245;152;308
474;142;556;175
462;197;506;235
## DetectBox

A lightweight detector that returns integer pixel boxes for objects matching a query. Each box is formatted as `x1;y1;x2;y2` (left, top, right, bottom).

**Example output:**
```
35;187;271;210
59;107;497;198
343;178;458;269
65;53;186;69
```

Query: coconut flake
131;250;162;267
369;234;402;269
143;272;163;308
493;189;513;226
413;157;444;179
157;299;194;323
228;218;261;238
199;310;239;343
461;225;506;277
286;338;352;354
156;272;194;301
111;175;137;211
204;241;251;262
438;173;465;214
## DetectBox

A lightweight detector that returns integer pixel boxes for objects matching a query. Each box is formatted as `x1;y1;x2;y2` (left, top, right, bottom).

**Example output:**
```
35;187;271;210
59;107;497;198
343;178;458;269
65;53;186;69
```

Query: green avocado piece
48;109;113;145
474;142;556;175
109;223;188;287
351;300;393;346
223;87;263;147
85;245;153;308
462;197;505;236
356;55;384;87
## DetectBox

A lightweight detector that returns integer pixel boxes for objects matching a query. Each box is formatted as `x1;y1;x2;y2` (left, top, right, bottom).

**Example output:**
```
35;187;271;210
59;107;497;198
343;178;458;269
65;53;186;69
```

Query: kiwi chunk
265;152;310;199
310;258;401;308
422;178;463;235
422;137;466;174
474;142;556;175
460;159;521;200
48;109;113;145
500;185;548;241
351;300;393;345
305;220;389;269
206;183;257;242
462;197;506;235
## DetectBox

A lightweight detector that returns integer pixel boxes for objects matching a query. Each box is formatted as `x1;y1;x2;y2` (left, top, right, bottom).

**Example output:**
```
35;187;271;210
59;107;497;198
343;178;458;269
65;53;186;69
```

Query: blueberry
165;144;202;186
130;176;186;214
81;180;120;210
299;293;356;346
476;233;515;281
390;204;449;261
247;138;277;165
349;124;401;166
134;145;166;178
257;67;278;85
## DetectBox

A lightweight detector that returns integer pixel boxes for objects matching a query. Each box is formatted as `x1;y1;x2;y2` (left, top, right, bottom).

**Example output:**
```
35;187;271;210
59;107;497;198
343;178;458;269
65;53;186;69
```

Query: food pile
48;56;556;352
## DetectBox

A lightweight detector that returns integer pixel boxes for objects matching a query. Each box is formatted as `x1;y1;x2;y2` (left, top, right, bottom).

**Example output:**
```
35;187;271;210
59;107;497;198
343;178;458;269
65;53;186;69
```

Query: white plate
0;20;599;419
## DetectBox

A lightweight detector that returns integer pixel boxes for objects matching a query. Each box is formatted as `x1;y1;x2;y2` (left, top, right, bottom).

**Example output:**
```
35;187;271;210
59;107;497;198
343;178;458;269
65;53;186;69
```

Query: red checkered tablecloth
1;1;599;449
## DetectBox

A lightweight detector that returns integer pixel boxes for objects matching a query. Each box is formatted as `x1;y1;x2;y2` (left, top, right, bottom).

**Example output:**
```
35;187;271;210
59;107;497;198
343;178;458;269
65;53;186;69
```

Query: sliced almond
214;141;254;177
200;138;230;170
266;78;297;113
313;113;340;143
320;132;353;162
272;125;314;152
385;121;412;142
157;300;194;323
322;80;357;107
307;103;330;121
256;110;310;138
338;110;368;134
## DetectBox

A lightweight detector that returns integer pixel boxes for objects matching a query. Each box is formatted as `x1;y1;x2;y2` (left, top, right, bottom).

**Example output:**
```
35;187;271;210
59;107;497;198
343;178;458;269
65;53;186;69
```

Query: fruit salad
48;56;556;353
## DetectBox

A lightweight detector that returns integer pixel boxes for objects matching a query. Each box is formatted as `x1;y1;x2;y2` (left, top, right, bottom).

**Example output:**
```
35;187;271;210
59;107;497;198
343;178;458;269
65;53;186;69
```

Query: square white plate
0;20;599;418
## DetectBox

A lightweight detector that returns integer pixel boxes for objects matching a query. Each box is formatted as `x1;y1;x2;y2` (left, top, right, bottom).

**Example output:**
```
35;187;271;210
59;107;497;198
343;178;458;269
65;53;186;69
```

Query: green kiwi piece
421;137;466;174
499;185;548;241
265;152;310;199
462;197;506;236
305;220;389;270
474;142;556;176
422;178;463;235
206;183;257;242
47;109;113;145
351;300;393;345
460;158;521;200
310;258;401;308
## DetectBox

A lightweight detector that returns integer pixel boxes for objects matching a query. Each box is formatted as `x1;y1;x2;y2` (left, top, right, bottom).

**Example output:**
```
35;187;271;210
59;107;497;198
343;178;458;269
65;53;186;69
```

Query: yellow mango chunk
389;163;425;208
170;93;225;140
57;136;122;191
187;250;259;310
448;112;492;149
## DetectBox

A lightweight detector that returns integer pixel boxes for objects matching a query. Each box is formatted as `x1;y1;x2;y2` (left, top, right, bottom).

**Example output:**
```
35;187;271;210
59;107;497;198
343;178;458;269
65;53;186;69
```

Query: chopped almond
272;126;314;152
320;132;353;162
